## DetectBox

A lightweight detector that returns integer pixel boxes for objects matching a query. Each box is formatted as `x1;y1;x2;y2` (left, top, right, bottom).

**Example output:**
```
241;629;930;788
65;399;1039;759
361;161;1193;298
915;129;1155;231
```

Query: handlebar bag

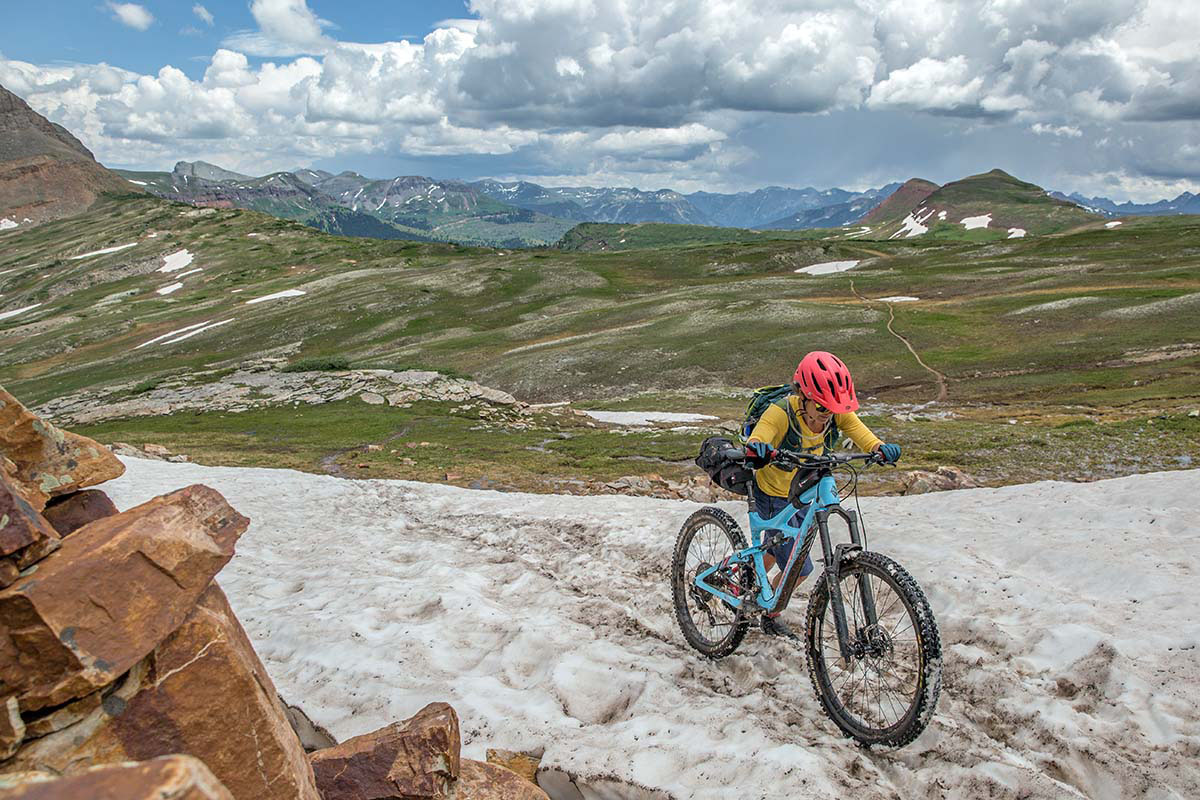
695;436;753;496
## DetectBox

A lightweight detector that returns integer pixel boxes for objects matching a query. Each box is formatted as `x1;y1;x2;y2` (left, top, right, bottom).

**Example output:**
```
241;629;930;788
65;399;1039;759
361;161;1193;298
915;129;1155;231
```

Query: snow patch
156;282;183;296
581;411;718;426
246;289;306;305
961;213;992;230
1007;228;1026;238
135;319;228;349
937;210;947;220
0;218;18;231
1105;221;1123;228
176;268;203;278
69;243;136;259
0;303;41;322
794;260;860;275
890;207;936;239
877;296;919;302
158;249;195;273
127;179;149;186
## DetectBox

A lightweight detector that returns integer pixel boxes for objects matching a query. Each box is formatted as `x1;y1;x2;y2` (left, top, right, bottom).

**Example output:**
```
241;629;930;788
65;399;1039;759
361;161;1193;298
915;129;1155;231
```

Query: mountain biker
744;350;901;638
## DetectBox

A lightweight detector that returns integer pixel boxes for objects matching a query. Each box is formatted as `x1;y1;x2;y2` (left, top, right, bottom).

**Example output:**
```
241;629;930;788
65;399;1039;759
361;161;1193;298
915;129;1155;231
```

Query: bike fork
817;508;878;666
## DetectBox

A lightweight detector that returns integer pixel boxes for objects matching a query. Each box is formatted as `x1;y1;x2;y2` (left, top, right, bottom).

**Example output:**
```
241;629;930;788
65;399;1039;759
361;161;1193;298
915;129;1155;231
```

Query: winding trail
850;277;949;402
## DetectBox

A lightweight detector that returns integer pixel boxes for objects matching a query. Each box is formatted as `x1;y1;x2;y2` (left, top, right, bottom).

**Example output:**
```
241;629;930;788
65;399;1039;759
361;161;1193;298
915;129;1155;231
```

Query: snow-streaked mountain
1051;191;1200;217
105;457;1200;800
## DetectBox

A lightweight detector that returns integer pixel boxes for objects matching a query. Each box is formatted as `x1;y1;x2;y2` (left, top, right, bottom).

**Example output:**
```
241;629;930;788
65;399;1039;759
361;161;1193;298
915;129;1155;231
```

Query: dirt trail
849;278;949;402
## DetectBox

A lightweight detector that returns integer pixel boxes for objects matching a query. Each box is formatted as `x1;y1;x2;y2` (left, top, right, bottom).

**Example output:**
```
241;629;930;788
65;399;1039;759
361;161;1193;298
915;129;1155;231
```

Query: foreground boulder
458;760;549;800
309;703;460;799
6;585;320;800
0;754;233;799
0;386;125;511
0;484;248;711
0;473;60;584
484;748;541;785
39;488;118;536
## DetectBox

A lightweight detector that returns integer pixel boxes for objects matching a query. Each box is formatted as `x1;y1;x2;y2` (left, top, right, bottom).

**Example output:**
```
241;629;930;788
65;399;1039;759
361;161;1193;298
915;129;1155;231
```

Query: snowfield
105;460;1199;800
794;260;860;275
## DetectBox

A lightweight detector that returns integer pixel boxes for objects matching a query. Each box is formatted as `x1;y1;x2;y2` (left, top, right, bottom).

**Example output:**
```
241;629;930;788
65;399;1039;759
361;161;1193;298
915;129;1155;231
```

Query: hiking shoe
761;614;799;640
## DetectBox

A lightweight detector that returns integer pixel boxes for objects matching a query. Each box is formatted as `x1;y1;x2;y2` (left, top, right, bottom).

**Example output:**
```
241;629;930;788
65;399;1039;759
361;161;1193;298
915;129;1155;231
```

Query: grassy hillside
1;193;1197;492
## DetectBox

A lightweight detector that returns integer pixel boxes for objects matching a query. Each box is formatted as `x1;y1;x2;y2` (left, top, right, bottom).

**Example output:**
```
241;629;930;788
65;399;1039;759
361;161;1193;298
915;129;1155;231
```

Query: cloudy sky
2;0;1198;201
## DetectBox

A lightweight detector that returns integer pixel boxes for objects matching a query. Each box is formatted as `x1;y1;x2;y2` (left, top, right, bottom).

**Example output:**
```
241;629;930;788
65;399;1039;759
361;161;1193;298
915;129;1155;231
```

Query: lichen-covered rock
0;754;234;799
457;760;549;800
484;749;541;785
0;386;125;511
308;703;460;799
0;473;60;574
5;585;320;800
39;488;118;536
0;484;248;711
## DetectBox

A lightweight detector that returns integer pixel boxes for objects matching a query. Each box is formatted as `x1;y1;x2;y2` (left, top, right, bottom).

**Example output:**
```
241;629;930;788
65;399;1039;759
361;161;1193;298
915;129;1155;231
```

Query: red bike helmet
793;351;859;414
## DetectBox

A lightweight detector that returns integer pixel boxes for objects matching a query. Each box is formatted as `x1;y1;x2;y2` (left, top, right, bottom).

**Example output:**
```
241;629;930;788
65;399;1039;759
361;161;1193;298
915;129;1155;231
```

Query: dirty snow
0;218;17;230
794;260;860;275
246;289;306;305
1007;228;1026;238
961;213;992;230
156;282;183;296
104;461;1200;799
581;411;718;426
68;243;136;259
891;207;936;239
0;303;41;321
1105;221;1123;228
158;249;195;273
877;296;919;302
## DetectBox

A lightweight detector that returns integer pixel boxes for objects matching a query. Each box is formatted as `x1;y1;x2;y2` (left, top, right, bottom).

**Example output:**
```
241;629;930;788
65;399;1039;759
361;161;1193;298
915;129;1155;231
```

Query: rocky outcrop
39;488;118;536
35;366;528;427
0;474;60;583
900;465;982;494
0;386;125;510
485;749;541;784
0;484;247;711
9;585;320;800
0;754;234;799
0;82;139;225
458;759;549;800
309;703;460;800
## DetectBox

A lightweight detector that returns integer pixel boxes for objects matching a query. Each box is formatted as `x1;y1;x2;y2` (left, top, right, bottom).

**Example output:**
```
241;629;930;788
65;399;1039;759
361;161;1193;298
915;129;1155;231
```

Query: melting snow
1105;221;1123;228
581;411;718;426
156;282;183;295
100;460;1200;800
0;303;41;321
127;179;149;186
69;243;137;259
158;250;195;273
890;207;936;239
176;268;203;278
1007;228;1026;238
961;213;992;230
246;289;306;305
136;319;218;349
877;296;919;302
0;218;18;231
937;210;947;220
795;260;861;275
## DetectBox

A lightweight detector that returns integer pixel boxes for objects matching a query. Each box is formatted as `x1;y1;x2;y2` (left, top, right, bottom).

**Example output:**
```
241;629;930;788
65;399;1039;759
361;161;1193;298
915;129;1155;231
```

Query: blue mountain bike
671;447;941;748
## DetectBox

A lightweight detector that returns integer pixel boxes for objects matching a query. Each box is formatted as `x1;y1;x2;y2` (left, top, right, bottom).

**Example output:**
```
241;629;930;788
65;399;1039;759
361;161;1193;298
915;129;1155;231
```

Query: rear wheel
671;507;753;658
804;550;941;747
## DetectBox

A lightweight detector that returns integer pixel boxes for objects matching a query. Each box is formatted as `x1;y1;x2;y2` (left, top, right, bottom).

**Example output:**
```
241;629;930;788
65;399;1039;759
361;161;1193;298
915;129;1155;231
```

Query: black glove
745;441;776;468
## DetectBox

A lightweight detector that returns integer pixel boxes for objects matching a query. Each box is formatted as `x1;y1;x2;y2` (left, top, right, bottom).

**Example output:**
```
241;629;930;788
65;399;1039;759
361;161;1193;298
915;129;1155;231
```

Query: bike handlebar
726;445;886;469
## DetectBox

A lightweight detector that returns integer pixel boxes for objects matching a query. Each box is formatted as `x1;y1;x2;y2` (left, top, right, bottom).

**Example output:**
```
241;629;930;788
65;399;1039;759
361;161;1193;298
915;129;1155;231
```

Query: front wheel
804;550;941;748
671;507;753;659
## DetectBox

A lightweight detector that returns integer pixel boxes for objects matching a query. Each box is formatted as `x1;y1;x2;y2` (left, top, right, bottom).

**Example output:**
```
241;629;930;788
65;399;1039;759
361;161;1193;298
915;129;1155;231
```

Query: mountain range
1049;190;1200;217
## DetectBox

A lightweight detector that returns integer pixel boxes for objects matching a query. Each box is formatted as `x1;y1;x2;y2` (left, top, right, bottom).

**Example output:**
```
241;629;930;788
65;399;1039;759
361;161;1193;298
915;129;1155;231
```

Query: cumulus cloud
193;4;214;26
107;2;154;31
4;0;1199;195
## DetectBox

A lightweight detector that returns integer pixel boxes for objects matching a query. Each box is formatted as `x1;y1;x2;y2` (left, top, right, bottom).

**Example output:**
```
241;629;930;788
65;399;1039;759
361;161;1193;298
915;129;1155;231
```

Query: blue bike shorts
751;484;815;578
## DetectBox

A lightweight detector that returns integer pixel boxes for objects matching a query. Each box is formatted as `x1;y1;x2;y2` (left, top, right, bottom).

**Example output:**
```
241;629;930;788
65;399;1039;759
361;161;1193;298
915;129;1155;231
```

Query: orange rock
0;473;60;573
40;489;118;536
0;696;23;759
457;759;549;800
484;749;541;785
309;703;460;799
6;585;320;800
0;484;248;711
0;754;234;799
0;386;125;511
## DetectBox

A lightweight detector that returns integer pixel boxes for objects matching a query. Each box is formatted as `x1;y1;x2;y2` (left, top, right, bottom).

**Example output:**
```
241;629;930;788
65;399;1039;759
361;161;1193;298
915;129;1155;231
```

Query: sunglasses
807;399;831;415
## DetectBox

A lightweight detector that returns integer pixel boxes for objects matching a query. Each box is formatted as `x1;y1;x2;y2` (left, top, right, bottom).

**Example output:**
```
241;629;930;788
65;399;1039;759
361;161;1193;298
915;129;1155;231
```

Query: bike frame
694;466;879;664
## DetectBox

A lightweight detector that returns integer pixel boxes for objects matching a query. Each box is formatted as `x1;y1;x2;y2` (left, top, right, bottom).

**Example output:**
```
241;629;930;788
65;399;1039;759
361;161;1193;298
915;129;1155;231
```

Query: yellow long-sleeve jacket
748;395;883;497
